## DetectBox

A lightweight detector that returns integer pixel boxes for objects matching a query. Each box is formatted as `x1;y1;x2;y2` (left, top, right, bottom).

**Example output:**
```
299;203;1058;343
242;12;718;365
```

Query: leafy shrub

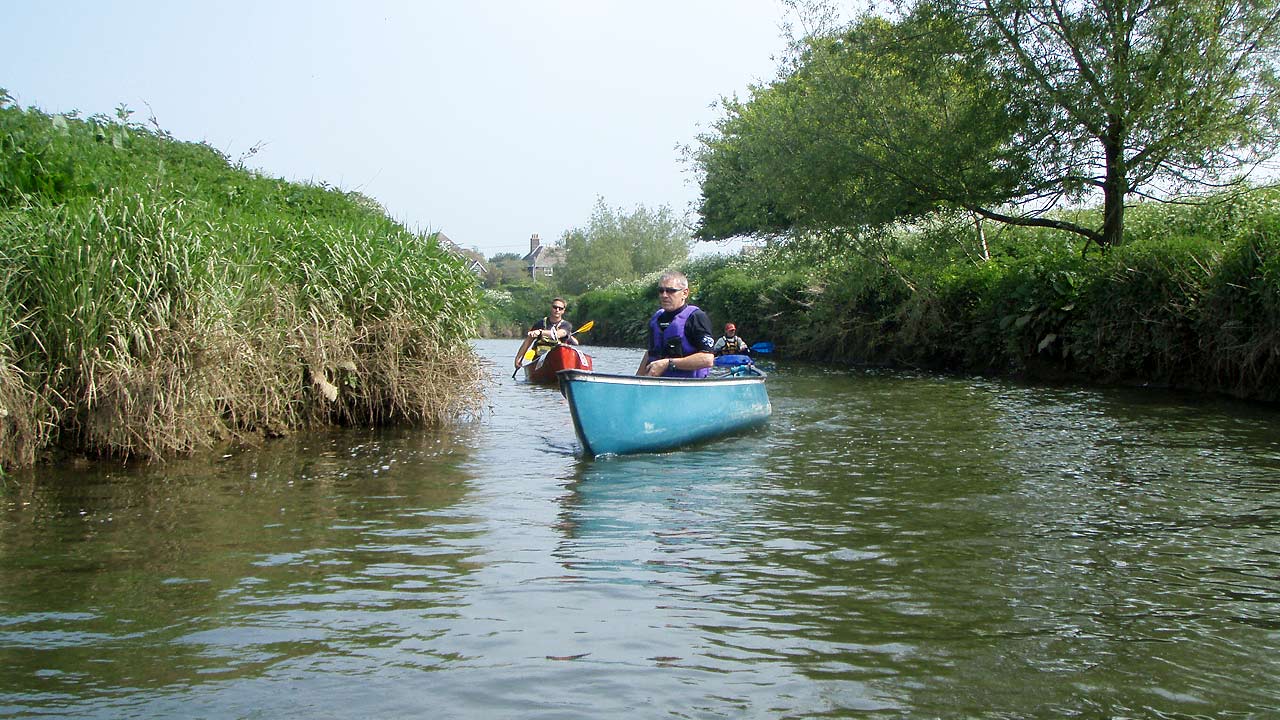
574;282;654;347
1198;219;1280;398
670;186;1280;402
695;267;771;329
1072;235;1221;383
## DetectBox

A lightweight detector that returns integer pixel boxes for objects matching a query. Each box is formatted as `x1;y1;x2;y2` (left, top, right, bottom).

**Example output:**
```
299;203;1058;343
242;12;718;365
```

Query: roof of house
523;244;565;266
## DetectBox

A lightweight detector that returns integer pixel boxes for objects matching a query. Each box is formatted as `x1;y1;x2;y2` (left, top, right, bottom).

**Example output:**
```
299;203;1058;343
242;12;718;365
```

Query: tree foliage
695;0;1280;250
484;252;527;287
952;0;1280;247
699;10;1022;237
557;198;692;294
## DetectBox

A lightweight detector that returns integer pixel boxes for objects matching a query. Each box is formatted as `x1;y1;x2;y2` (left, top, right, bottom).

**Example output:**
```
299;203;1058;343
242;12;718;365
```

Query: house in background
522;233;564;279
434;231;487;278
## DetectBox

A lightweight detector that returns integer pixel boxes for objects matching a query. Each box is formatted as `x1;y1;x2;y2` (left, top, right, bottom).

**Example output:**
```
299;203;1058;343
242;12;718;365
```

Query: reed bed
0;100;483;469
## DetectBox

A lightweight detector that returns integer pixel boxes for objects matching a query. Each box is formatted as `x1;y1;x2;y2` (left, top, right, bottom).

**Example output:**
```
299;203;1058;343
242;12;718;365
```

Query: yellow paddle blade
522;320;591;363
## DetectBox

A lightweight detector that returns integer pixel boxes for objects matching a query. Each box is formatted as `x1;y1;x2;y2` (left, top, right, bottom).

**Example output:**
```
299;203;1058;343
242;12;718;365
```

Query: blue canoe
557;366;772;457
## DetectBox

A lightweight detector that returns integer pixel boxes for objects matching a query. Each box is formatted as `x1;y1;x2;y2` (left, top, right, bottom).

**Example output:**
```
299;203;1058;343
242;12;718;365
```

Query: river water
1;339;1277;719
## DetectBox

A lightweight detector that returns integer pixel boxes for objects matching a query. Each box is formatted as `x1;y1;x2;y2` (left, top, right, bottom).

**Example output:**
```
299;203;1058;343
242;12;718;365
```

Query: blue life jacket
648;305;710;379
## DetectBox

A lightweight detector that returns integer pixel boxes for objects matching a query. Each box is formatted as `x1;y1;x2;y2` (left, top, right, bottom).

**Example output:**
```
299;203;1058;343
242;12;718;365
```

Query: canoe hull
558;368;771;457
524;345;593;384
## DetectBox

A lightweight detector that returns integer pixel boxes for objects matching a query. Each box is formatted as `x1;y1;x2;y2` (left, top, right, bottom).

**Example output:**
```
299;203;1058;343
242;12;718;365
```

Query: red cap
725;323;736;331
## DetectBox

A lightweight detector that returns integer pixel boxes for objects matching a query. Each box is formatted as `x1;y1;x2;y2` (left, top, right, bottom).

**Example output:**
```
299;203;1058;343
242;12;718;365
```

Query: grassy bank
556;188;1280;403
0;96;483;470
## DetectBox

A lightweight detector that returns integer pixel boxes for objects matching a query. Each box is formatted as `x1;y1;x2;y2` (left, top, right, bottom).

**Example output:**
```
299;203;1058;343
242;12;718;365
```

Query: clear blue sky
5;1;794;259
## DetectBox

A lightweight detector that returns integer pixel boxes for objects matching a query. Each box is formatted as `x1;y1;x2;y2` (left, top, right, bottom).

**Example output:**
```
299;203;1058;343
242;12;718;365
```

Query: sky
5;1;798;260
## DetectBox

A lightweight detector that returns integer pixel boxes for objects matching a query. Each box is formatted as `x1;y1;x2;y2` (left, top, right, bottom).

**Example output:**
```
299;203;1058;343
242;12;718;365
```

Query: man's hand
645;358;672;377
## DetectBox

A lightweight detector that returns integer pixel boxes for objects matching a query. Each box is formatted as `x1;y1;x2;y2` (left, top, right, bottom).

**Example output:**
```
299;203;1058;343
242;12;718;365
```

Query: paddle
522;319;595;361
513;320;595;378
751;341;774;355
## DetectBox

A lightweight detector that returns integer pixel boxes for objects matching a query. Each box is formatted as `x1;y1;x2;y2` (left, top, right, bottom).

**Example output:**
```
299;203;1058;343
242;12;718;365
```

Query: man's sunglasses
551;305;566;311
657;286;685;295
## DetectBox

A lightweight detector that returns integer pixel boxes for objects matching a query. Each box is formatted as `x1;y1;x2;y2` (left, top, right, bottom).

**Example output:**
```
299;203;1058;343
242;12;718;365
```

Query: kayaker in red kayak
514;298;578;369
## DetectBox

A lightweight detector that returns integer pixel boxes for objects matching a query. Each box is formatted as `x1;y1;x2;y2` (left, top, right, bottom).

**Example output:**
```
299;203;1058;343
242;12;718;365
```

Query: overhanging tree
956;0;1280;248
695;8;1052;243
695;0;1280;250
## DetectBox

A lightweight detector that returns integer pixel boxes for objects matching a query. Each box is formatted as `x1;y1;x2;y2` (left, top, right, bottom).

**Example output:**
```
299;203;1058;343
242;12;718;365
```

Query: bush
1198;220;1280;398
574;282;655;347
658;186;1280;403
695;267;771;330
1069;236;1220;383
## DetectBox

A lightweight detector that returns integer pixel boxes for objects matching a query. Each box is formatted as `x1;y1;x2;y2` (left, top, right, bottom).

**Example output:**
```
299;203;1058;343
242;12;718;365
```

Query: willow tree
696;0;1280;250
956;0;1280;248
697;9;1030;242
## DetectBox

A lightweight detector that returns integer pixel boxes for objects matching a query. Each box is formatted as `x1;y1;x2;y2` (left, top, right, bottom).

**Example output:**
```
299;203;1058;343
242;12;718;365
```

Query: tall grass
0;98;482;469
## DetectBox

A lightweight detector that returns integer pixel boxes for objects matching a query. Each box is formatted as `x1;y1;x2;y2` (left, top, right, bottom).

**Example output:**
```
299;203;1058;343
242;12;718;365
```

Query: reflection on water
1;339;1277;718
0;429;482;708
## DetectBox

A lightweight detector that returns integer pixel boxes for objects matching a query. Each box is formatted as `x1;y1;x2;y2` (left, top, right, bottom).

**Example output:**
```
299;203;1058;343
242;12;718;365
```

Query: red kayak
523;344;593;384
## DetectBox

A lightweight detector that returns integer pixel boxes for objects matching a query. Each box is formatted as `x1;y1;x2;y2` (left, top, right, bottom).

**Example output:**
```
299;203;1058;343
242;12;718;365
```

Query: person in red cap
713;322;750;356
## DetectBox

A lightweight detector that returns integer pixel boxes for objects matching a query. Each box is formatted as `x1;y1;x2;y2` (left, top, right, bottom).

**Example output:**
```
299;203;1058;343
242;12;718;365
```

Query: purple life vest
648;305;710;379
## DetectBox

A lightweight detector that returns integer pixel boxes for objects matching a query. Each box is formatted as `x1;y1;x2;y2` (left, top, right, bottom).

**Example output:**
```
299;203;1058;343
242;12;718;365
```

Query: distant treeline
0;95;483;470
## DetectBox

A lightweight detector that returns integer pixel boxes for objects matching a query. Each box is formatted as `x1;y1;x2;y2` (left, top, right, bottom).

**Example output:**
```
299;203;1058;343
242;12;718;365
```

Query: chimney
530;233;541;254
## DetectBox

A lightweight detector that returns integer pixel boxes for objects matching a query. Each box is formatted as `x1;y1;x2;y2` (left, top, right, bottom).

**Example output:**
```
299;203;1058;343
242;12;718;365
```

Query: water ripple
1;342;1277;717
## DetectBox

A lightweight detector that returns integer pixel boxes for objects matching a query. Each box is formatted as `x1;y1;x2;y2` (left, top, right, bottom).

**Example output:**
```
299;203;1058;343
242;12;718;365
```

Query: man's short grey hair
659;270;689;289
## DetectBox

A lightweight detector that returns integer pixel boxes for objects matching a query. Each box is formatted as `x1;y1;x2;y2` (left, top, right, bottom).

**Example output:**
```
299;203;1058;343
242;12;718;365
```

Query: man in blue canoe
637;271;715;378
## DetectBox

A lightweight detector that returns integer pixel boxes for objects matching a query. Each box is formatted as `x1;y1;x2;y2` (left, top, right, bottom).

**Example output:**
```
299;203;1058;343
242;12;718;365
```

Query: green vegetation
696;0;1280;250
557;199;691;295
483;252;530;288
556;0;1275;402
0;93;483;469
479;198;691;334
555;188;1280;403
